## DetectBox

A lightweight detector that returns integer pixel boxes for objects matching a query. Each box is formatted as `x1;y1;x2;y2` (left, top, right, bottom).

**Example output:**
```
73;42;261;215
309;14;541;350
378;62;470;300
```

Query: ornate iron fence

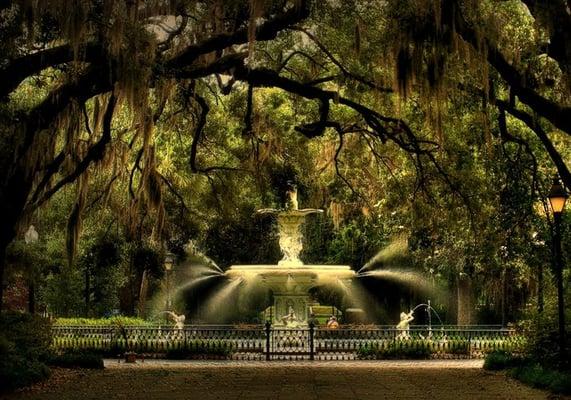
51;324;524;361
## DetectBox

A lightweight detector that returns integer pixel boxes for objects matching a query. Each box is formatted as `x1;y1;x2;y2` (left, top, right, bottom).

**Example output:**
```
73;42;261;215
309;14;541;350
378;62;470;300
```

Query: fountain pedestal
226;265;354;326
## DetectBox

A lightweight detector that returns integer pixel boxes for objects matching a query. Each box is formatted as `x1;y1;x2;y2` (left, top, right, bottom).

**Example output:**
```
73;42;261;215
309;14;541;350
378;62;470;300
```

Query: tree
0;0;569;313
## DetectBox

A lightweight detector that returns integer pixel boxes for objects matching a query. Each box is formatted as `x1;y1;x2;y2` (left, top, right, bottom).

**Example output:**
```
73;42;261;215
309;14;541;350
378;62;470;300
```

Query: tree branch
448;0;571;134
497;99;571;190
290;26;392;93
29;92;117;210
165;1;310;70
0;43;103;99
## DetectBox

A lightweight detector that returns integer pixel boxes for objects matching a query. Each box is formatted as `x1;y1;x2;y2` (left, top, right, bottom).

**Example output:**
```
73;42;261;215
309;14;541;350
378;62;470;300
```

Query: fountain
395;300;444;338
166;189;441;326
226;184;355;326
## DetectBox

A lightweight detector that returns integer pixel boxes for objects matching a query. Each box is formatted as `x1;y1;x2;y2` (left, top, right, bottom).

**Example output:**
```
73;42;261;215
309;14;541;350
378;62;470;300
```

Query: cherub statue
396;310;414;339
164;311;186;330
281;305;298;327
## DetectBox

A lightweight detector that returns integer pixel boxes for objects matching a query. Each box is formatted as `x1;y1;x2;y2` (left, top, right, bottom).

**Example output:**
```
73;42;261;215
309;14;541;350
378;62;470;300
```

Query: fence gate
265;323;315;360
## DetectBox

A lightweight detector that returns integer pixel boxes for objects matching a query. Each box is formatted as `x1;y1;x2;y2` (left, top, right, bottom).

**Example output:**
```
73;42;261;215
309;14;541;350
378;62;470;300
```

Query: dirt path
2;360;565;400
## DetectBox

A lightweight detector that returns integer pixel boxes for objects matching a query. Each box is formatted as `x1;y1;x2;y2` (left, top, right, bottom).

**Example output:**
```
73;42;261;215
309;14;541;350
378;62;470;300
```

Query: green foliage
357;340;432;359
508;364;571;395
129;243;164;279
165;340;234;359
202;207;281;268
0;312;52;392
2;0;570;330
42;267;84;317
484;349;571;395
0;312;52;359
54;317;150;326
483;350;523;371
79;233;126;316
46;350;104;369
0;355;50;393
518;303;571;369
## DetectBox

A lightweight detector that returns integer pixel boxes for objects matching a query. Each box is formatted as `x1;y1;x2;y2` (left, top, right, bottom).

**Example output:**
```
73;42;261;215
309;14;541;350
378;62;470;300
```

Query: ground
2;360;566;400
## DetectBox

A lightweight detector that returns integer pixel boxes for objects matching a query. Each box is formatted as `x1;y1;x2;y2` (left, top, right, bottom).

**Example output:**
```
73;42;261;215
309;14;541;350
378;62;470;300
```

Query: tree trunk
85;267;90;316
137;270;148;317
28;281;35;314
0;243;6;313
457;274;473;325
0;165;35;313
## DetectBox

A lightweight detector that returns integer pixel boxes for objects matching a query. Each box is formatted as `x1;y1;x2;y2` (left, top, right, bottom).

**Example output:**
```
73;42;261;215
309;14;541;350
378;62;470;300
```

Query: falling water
202;278;243;320
358;236;408;274
412;302;444;325
185;241;224;274
357;269;434;294
177;273;221;292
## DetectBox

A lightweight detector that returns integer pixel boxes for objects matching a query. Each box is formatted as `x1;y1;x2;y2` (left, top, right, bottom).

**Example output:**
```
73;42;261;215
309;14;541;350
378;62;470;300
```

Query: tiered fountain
226;185;355;326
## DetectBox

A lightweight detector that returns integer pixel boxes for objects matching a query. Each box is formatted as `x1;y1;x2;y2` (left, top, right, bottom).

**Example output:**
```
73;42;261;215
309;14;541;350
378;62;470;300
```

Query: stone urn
124;351;137;363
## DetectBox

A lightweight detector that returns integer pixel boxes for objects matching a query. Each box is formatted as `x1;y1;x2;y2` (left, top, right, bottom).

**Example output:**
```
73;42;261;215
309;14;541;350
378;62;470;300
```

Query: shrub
0;312;52;360
509;363;571;395
484;350;571;395
54;317;151;326
0;313;52;393
483;351;522;371
0;354;50;393
165;340;234;359
357;340;432;360
47;350;104;369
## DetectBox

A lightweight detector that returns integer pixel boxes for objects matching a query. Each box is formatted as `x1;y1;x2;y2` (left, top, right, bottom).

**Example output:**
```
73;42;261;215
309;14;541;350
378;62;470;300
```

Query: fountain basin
227;265;354;325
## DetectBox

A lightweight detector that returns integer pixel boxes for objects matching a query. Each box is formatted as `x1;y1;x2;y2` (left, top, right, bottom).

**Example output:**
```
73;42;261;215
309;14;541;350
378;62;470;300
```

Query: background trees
0;0;569;326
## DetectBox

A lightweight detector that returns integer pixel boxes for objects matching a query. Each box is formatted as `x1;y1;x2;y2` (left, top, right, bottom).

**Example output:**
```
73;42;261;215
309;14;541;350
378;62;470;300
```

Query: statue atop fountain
257;182;323;267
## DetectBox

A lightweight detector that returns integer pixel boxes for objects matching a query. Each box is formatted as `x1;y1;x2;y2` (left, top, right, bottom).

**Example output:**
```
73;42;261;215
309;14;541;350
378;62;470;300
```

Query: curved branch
497;99;571;190
18;65;113;163
290;26;392;93
166;1;310;70
29;92;117;210
277;50;327;73
232;64;439;154
157;15;189;51
0;43;103;99
188;90;209;173
157;172;189;213
448;0;571;134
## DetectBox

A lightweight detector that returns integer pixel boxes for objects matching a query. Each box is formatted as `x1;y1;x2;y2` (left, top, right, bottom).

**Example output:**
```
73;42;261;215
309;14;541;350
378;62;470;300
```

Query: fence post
265;321;271;361
309;321;315;361
468;330;472;359
183;327;188;351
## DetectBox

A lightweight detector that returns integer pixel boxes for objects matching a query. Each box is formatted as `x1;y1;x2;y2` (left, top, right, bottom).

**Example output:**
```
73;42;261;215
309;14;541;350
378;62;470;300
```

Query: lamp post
531;232;546;313
164;252;175;310
548;177;568;363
